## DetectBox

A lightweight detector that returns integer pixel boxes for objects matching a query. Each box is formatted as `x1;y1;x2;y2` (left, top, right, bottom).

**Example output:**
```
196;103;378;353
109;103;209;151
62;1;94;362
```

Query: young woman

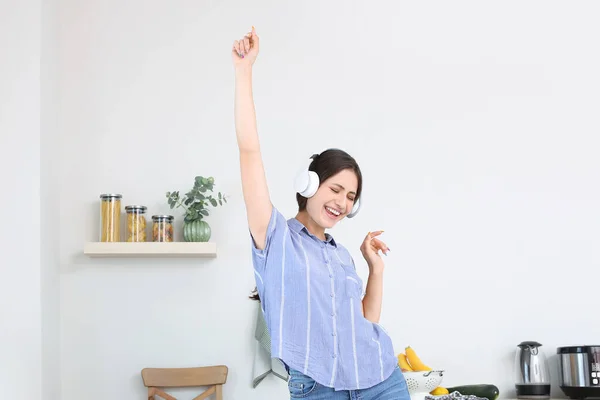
232;27;410;400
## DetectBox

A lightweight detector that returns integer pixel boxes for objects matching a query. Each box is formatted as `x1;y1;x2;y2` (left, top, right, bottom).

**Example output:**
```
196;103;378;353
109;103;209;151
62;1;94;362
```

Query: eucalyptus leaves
166;176;227;223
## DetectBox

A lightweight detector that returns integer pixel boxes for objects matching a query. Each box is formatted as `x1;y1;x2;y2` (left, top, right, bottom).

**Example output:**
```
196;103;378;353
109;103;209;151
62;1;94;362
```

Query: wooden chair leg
216;384;223;400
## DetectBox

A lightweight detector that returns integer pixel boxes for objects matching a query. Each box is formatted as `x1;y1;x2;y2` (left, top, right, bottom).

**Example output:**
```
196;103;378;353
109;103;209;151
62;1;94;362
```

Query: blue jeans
287;366;410;400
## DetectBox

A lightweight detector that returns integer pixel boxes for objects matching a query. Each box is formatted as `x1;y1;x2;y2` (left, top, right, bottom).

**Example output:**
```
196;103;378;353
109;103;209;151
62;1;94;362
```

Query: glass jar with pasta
99;194;122;242
125;205;147;242
152;215;174;242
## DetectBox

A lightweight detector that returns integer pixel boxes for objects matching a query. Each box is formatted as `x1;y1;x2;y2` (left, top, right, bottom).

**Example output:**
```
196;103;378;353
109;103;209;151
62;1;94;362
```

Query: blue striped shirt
251;206;398;391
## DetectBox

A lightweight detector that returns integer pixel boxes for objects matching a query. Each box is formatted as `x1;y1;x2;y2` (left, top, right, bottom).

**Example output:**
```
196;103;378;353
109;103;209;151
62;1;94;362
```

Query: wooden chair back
141;365;228;400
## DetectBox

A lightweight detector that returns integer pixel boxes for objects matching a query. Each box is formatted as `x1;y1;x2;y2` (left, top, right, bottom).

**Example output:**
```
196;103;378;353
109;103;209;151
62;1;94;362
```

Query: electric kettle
514;341;551;399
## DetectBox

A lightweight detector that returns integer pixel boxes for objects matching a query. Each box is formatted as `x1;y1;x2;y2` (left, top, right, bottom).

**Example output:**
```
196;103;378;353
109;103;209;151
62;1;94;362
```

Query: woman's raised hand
232;26;259;68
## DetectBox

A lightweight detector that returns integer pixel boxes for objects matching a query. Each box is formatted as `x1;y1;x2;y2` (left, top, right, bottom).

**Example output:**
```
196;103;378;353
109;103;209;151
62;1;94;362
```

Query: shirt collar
288;217;337;247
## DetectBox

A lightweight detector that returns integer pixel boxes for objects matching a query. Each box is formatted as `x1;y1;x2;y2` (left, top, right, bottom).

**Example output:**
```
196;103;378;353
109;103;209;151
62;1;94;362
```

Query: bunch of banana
397;353;413;372
397;346;449;395
402;346;432;371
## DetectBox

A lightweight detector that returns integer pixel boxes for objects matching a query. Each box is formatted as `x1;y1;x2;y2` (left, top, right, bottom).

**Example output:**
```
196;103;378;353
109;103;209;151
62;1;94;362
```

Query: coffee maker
515;341;551;399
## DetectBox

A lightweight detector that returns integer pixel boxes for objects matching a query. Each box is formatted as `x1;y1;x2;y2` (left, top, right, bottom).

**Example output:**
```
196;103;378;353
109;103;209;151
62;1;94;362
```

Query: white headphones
294;155;361;218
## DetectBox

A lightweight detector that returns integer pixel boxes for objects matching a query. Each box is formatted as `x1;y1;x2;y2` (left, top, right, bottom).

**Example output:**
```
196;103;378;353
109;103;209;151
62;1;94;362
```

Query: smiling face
305;168;359;229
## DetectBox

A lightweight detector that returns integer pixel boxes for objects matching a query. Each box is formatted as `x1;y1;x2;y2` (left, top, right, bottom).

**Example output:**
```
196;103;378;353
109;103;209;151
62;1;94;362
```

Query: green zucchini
445;384;500;400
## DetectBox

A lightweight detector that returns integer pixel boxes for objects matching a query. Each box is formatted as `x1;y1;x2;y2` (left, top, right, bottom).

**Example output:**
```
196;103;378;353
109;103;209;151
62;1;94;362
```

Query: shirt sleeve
249;205;288;273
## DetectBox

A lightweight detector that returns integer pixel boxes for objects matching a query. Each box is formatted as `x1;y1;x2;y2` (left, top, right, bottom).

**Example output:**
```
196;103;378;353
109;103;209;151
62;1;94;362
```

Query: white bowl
402;370;445;400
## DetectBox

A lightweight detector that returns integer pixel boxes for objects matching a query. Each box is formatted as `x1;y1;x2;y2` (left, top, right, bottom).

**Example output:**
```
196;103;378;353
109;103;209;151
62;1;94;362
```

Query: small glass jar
125;205;147;242
152;215;174;242
99;194;122;242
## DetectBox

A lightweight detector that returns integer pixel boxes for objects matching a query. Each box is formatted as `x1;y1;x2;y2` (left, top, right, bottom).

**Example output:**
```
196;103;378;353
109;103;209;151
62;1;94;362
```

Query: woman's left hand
360;231;390;270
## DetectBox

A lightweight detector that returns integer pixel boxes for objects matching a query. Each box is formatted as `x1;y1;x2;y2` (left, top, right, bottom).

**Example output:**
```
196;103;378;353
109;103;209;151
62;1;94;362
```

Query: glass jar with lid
152;215;174;242
125;205;147;242
99;194;122;242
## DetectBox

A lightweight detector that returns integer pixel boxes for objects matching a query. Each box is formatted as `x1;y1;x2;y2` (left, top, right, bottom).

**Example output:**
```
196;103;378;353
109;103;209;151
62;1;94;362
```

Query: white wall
1;1;60;398
57;0;600;399
41;0;62;397
0;1;42;398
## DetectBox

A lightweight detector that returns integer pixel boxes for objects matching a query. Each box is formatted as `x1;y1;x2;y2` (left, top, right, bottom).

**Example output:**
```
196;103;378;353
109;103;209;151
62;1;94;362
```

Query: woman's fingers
250;25;258;43
362;231;390;256
372;238;390;255
232;26;259;61
232;40;243;57
366;230;383;241
233;35;250;57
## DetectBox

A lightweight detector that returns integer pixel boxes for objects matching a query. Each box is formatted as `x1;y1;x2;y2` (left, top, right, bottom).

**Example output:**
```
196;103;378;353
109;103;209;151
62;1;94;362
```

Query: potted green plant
166;176;227;242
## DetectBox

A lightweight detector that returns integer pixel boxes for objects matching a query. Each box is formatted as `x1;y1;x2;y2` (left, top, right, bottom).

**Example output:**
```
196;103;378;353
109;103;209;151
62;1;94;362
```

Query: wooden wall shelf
83;242;217;258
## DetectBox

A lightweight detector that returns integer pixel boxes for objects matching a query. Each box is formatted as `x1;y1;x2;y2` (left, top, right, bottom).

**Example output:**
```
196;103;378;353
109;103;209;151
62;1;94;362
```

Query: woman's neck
295;210;326;241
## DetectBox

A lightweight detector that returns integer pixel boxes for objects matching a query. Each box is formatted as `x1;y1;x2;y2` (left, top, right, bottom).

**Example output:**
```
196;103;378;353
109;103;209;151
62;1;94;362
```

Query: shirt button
332;354;337;358
329;274;333;278
330;293;334;297
331;312;335;317
332;332;336;336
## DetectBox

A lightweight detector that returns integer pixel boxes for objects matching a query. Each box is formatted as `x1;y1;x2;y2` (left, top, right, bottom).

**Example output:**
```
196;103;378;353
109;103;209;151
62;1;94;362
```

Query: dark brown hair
296;148;363;211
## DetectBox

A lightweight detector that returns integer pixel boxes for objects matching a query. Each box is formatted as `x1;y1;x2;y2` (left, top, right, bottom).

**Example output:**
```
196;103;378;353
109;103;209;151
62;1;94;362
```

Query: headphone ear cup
303;171;319;198
347;196;361;218
294;170;309;194
295;170;319;198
